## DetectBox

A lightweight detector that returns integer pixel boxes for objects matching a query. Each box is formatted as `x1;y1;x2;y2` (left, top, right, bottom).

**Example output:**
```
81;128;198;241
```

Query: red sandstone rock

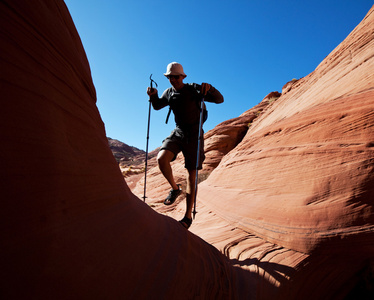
2;1;374;299
200;6;374;253
138;5;374;299
0;1;244;299
197;5;374;299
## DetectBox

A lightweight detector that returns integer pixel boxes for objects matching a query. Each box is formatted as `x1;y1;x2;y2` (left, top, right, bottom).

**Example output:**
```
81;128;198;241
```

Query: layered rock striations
0;1;245;299
200;6;374;253
134;5;374;299
1;0;373;299
198;6;374;299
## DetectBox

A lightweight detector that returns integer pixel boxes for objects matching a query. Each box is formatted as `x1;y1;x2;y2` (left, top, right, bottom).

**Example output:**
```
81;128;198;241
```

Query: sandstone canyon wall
1;1;373;299
132;5;374;299
200;8;374;252
0;1;247;299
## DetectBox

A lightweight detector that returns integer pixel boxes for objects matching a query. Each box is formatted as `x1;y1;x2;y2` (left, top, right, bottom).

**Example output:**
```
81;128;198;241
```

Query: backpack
165;83;208;124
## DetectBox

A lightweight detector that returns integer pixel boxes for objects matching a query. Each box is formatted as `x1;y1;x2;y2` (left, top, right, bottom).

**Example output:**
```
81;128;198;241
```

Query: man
147;62;223;229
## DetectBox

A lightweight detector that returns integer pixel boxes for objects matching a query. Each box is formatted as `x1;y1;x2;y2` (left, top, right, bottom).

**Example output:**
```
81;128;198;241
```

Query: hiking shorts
161;128;205;170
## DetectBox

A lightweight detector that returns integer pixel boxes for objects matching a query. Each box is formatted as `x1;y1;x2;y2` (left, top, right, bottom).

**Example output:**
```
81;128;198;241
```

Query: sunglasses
166;75;180;79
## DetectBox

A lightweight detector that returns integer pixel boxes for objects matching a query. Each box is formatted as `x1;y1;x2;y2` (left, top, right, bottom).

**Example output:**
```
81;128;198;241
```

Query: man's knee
157;149;174;166
156;152;165;167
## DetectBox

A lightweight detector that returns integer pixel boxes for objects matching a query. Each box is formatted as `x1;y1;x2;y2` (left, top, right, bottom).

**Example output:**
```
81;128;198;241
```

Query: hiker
146;62;224;229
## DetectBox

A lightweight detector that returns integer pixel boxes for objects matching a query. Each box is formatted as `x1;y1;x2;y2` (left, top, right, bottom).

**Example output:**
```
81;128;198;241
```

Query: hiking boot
179;216;192;229
164;185;182;205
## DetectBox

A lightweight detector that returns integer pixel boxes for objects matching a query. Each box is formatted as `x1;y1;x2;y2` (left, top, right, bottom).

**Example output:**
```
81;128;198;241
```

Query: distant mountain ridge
108;137;159;178
107;137;145;164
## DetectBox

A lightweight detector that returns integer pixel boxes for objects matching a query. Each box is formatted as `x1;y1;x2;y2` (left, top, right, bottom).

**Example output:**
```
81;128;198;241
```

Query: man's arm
196;83;224;104
147;87;169;110
205;85;224;104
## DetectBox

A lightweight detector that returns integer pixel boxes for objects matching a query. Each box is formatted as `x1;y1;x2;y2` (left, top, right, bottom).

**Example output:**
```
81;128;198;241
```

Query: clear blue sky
64;0;373;151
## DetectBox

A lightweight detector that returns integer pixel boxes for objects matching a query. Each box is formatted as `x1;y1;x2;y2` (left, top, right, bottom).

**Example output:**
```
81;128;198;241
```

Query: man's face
167;75;184;90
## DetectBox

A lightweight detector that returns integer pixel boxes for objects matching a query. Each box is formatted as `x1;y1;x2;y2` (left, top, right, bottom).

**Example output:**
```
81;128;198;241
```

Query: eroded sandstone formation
1;0;373;299
0;1;246;299
135;5;374;299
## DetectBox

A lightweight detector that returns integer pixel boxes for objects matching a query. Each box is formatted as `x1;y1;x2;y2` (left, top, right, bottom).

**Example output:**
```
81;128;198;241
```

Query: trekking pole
143;74;157;202
193;96;205;219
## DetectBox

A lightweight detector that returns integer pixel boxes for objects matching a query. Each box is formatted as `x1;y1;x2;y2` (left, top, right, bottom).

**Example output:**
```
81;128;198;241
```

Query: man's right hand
201;83;211;96
147;87;158;96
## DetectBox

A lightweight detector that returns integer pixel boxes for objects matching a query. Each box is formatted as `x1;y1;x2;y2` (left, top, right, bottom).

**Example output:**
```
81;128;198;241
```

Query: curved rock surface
135;5;374;299
201;6;374;253
0;1;247;299
198;5;374;298
1;1;374;299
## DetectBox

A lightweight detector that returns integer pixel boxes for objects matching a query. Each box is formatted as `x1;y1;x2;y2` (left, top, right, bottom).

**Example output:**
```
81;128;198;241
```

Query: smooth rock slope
134;5;374;299
1;1;373;299
0;1;248;299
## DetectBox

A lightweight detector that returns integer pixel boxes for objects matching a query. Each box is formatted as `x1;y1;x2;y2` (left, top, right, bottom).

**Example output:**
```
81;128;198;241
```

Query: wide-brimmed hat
164;62;187;77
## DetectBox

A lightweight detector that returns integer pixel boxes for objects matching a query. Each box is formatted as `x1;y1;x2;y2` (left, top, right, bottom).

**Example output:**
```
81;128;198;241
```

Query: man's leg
157;149;179;190
185;168;197;220
180;135;203;227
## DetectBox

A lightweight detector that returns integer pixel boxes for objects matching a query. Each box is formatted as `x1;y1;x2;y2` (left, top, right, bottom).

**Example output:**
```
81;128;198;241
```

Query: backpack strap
165;106;172;124
165;87;174;124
